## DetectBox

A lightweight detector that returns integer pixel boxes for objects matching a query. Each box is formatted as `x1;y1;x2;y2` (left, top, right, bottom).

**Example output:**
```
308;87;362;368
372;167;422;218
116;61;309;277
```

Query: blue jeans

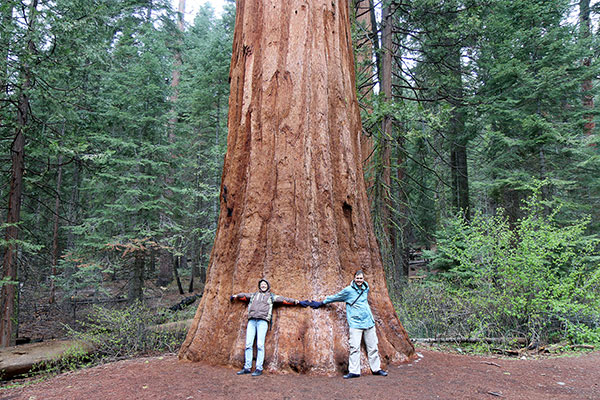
244;318;268;370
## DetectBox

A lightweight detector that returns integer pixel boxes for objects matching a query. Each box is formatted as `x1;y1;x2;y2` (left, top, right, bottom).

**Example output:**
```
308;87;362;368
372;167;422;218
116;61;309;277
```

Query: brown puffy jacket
235;279;297;322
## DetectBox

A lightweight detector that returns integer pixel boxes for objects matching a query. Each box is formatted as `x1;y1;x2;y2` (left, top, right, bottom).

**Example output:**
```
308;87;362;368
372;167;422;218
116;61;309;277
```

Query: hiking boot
252;369;263;376
343;373;360;379
372;370;388;376
236;368;251;375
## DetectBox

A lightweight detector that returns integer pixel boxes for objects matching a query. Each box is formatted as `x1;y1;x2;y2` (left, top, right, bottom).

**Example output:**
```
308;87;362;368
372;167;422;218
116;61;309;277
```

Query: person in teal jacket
310;270;388;379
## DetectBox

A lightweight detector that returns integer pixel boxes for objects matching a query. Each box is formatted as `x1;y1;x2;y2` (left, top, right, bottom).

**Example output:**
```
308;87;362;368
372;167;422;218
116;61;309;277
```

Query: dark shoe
251;369;263;376
236;368;251;375
343;373;360;379
373;370;388;376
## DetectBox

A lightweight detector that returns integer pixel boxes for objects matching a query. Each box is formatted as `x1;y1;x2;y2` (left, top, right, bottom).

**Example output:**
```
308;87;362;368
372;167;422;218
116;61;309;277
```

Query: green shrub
67;301;187;361
416;185;600;346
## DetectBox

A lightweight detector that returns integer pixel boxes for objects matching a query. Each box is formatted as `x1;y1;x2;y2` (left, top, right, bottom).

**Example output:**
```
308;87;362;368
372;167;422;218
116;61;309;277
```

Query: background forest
1;0;600;358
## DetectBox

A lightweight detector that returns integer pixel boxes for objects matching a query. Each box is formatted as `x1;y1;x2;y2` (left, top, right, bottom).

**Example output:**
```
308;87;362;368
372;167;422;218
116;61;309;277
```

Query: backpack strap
350;289;364;307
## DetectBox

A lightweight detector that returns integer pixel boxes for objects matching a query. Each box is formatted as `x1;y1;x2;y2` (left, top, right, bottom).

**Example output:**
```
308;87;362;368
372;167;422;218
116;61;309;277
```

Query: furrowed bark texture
179;0;414;374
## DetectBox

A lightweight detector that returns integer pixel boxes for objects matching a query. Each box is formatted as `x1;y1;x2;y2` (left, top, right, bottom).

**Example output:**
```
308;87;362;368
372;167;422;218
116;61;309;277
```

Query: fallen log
0;339;95;380
148;319;193;333
571;344;595;350
168;294;201;312
413;337;527;345
0;319;193;381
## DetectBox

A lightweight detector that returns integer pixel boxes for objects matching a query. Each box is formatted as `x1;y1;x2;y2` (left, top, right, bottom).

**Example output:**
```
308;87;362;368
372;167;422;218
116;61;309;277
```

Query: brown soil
3;348;599;400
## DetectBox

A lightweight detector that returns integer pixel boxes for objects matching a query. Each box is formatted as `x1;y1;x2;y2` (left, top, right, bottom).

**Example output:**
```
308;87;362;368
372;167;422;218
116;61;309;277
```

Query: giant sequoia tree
179;0;414;373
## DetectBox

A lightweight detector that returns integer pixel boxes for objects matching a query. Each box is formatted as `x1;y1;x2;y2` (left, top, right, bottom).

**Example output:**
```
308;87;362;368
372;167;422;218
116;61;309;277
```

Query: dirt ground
2;348;599;400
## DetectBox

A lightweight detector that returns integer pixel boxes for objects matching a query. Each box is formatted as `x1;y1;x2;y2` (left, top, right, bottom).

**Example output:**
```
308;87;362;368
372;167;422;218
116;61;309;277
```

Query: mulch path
3;349;599;399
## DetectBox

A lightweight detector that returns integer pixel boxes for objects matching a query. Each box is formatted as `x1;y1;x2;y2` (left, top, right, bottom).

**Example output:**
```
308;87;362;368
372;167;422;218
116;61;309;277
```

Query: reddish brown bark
179;0;414;374
353;0;376;173
49;153;63;304
0;111;25;347
0;0;37;347
379;2;394;234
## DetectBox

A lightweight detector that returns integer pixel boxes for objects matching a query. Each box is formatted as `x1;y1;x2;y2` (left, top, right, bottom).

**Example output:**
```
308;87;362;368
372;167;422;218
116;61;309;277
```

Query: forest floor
5;280;600;399
2;347;599;399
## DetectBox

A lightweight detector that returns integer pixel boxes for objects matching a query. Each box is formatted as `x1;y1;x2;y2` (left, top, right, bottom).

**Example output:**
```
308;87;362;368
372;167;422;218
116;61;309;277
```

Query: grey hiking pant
348;326;381;375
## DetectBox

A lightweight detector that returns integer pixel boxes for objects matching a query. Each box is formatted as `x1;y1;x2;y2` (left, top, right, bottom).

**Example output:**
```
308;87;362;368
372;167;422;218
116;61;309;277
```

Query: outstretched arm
305;287;351;309
230;293;253;302
272;294;300;306
322;287;350;305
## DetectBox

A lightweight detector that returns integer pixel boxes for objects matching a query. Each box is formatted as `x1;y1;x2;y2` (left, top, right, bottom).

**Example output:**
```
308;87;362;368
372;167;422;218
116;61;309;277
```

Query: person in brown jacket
230;279;309;376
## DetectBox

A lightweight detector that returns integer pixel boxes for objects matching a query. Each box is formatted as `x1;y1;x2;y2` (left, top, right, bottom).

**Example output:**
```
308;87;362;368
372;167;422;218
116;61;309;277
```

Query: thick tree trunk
157;250;173;287
0;0;37;348
128;252;145;302
179;0;414;374
0;104;25;347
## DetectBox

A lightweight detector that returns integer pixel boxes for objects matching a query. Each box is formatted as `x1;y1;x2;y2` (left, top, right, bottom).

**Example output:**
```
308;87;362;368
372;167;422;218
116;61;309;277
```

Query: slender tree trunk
394;134;410;280
189;155;204;293
197;241;206;285
66;159;80;251
146;0;152;21
158;0;186;287
173;256;184;295
352;0;375;174
0;2;14;113
378;3;401;291
0;0;37;348
447;30;469;220
179;0;414;373
580;0;595;139
187;252;195;293
129;252;145;302
49;151;64;304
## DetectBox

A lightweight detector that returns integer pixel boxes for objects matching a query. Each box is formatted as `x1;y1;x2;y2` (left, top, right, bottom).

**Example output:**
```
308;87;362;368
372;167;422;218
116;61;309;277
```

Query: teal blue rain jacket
322;281;375;329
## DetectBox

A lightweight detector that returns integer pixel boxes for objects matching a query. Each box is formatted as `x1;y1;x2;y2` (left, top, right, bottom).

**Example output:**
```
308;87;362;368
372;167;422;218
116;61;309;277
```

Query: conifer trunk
0;0;37;347
157;0;186;287
179;0;414;374
580;0;595;139
128;252;145;302
49;152;64;304
352;0;376;173
446;12;470;220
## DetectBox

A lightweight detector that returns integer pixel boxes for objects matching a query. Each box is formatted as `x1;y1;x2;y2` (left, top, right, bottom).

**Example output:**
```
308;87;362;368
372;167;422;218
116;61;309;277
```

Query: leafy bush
415;187;600;345
67;301;187;361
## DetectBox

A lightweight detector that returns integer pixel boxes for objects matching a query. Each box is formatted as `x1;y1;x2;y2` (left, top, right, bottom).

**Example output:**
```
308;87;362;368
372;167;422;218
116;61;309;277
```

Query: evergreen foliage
416;185;600;344
0;0;598;350
1;0;233;344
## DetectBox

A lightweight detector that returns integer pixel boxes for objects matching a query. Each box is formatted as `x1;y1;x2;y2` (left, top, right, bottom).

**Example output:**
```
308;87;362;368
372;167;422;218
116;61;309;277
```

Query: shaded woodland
0;0;599;356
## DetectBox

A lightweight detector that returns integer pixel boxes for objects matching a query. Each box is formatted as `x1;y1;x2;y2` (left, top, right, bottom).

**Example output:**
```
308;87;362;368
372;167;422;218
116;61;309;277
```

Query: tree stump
179;0;414;374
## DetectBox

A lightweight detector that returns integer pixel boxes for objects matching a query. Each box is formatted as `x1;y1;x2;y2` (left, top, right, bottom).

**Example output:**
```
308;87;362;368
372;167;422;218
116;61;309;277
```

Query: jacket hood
258;279;271;292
